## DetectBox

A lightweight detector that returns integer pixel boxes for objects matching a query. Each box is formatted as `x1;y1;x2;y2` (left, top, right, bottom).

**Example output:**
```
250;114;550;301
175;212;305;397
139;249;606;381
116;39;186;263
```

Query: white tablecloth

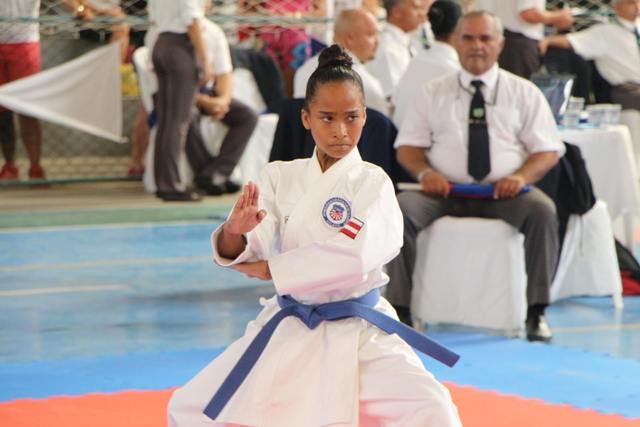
560;125;640;246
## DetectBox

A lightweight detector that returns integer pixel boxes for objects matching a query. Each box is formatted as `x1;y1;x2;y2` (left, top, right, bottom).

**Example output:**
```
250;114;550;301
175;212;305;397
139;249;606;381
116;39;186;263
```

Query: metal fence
0;0;614;184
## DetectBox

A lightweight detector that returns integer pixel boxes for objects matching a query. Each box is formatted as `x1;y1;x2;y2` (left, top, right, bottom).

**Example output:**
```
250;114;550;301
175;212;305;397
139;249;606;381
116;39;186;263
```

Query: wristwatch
416;167;434;182
76;4;85;14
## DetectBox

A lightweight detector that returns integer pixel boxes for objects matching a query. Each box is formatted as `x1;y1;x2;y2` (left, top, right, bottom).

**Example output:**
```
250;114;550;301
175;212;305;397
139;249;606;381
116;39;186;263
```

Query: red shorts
0;42;41;112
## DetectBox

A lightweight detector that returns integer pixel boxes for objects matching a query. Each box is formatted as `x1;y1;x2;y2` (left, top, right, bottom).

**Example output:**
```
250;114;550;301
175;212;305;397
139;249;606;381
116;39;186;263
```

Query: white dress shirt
294;52;391;115
567;18;640;86
410;21;435;52
393;41;460;126
395;64;564;183
148;0;205;34
0;0;40;44
366;23;414;98
202;19;233;76
473;0;546;40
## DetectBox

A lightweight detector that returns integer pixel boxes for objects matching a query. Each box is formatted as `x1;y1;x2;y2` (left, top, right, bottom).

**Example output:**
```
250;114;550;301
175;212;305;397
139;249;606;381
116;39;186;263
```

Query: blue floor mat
2;332;640;418
424;333;640;418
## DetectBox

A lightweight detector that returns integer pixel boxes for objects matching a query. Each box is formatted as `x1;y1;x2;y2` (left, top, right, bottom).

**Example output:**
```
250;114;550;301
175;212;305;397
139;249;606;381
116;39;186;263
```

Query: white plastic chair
411;200;623;334
551;200;623;308
412;217;528;334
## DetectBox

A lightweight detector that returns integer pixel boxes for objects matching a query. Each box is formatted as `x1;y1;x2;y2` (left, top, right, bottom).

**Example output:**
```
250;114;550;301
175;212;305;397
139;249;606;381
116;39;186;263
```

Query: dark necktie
468;80;491;182
421;25;431;49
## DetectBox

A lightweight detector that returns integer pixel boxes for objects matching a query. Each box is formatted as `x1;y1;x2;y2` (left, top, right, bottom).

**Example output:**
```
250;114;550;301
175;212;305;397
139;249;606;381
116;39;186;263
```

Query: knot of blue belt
204;288;460;420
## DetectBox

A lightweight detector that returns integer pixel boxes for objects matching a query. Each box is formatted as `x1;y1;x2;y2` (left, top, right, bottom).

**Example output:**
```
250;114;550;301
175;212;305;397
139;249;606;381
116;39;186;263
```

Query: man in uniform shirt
393;0;462;126
539;0;640;112
143;1;257;196
385;11;565;342
473;0;573;78
294;8;390;115
410;0;435;51
366;0;425;101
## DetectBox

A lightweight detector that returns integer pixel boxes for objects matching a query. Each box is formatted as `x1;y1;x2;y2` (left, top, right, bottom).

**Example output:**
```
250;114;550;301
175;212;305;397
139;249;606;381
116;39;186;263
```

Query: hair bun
428;0;462;37
428;6;444;28
317;44;354;70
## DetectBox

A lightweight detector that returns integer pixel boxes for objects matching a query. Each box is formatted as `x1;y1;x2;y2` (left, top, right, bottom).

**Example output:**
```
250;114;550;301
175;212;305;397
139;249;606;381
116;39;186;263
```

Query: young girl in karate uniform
167;44;462;427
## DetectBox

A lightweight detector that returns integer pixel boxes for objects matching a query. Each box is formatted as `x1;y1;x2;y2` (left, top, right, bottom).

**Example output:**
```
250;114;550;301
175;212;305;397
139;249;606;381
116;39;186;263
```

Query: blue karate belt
203;288;460;420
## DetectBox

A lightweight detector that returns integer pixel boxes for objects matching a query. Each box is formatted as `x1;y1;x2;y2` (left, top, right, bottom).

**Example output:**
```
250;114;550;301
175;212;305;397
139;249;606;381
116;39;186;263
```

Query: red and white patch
339;217;364;239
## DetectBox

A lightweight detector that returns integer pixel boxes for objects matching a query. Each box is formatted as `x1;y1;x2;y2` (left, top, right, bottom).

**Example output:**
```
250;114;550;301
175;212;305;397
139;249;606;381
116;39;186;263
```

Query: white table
560;124;640;248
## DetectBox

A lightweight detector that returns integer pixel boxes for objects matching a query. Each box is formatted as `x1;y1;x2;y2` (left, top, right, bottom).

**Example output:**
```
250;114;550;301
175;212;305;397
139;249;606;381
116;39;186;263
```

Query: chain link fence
0;0;337;184
0;0;616;185
548;0;615;29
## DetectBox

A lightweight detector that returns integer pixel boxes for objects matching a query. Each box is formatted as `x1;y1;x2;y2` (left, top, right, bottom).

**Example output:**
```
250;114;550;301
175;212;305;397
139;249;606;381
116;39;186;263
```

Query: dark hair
428;0;463;39
382;0;403;15
304;44;364;110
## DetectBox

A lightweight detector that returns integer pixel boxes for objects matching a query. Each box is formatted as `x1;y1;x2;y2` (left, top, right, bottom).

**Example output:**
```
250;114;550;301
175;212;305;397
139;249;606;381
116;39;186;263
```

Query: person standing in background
366;0;425;102
147;0;213;201
0;0;45;181
472;0;573;78
187;12;259;196
133;1;258;193
394;0;462;126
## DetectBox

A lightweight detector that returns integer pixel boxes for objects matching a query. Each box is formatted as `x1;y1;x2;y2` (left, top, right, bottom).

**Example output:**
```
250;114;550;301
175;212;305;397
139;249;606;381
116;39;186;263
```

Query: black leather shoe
194;176;241;196
223;180;241;194
526;314;552;343
156;191;202;202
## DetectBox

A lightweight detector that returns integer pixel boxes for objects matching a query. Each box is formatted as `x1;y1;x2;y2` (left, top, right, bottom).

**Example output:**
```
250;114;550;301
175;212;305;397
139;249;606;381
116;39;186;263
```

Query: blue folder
449;183;531;198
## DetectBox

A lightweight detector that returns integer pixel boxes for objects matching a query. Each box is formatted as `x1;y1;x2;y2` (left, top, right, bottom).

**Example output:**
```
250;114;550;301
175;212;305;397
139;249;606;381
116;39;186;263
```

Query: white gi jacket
168;149;461;427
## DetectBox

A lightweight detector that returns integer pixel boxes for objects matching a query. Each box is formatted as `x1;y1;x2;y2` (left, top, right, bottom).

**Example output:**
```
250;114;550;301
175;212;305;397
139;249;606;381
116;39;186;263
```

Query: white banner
0;43;125;143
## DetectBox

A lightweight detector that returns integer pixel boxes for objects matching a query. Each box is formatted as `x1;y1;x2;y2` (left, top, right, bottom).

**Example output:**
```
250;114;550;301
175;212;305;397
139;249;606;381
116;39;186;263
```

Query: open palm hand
223;182;267;236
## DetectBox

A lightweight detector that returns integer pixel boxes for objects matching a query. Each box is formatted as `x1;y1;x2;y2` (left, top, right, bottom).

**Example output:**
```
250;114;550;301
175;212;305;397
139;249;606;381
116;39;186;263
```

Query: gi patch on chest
322;197;351;228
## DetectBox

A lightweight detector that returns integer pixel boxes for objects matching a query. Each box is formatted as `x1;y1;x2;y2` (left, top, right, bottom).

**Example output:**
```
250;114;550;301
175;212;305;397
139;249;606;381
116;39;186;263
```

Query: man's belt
203;288;460;420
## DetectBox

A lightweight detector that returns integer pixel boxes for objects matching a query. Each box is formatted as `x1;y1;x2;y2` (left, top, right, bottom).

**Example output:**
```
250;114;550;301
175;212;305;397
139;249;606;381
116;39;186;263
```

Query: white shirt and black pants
474;0;545;79
148;0;204;196
385;65;565;322
567;17;640;111
184;19;257;192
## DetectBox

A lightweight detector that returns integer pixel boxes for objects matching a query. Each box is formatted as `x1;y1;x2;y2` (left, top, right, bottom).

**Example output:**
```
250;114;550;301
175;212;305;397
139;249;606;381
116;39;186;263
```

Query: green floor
0;204;233;229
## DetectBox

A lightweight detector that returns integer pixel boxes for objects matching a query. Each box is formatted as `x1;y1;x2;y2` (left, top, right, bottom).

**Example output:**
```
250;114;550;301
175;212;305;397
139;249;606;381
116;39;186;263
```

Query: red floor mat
0;384;638;427
448;383;640;427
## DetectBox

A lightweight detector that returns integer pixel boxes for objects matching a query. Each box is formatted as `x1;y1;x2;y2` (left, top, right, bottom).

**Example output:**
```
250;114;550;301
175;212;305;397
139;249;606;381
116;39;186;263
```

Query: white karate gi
167;148;462;427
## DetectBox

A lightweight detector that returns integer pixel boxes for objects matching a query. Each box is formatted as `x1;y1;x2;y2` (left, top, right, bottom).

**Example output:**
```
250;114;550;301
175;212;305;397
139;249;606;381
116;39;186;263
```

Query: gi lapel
281;148;362;251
